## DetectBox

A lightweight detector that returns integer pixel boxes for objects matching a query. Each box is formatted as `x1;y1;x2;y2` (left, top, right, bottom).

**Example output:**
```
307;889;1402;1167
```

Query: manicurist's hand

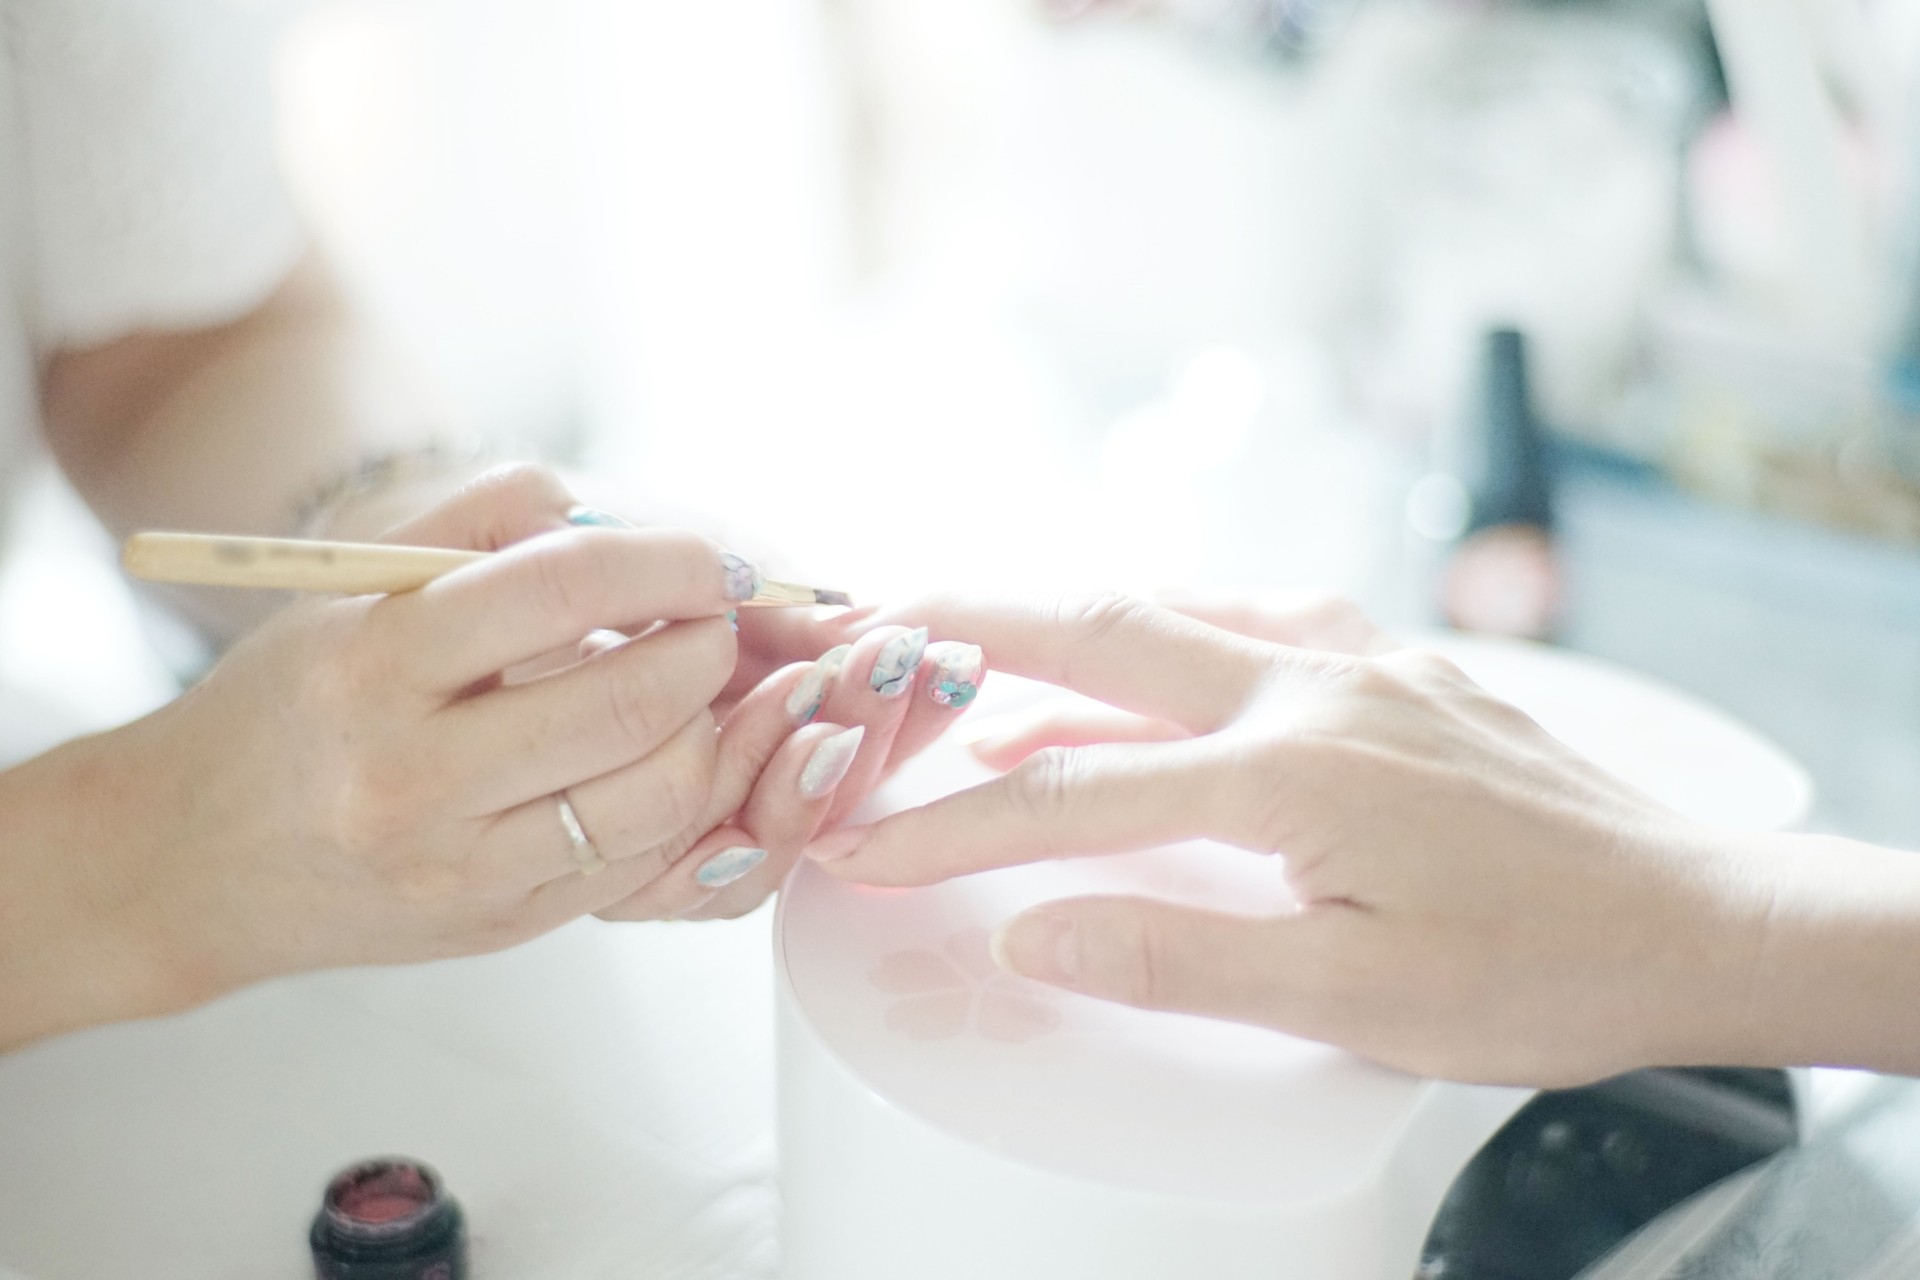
799;593;1911;1088
0;465;807;1048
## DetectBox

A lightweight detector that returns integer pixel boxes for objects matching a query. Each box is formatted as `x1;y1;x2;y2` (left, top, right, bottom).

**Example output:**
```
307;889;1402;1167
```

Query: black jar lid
310;1157;468;1280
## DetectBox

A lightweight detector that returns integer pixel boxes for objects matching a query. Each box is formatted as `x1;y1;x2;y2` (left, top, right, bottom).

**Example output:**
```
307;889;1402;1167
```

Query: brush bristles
745;580;854;608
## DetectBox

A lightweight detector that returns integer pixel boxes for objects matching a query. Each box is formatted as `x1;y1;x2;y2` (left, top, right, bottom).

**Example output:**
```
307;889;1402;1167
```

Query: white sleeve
13;0;307;349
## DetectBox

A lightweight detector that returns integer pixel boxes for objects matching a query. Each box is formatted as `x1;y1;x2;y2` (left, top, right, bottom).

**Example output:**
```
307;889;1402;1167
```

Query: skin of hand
0;466;809;1051
802;593;1920;1088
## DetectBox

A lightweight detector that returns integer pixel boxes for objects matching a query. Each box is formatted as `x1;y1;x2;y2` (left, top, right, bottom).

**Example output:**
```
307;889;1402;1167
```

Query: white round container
777;636;1811;1280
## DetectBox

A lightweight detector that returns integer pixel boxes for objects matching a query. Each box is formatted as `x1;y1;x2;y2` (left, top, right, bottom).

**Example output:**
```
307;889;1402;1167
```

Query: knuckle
602;663;671;756
1005;745;1077;827
472;461;571;511
528;536;616;634
1376;646;1466;686
1056;590;1155;653
654;731;718;842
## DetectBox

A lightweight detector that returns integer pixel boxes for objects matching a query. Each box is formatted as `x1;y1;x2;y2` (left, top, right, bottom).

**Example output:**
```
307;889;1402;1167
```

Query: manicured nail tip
784;655;840;724
869;627;930;698
997;912;1080;985
817;643;853;677
695;845;767;889
566;506;636;529
923;640;984;709
721;551;766;604
804;828;870;863
726;609;740;634
799;725;866;799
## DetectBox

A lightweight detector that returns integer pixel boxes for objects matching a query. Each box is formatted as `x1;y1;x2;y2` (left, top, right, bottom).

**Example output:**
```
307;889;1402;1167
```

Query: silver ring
555;792;606;876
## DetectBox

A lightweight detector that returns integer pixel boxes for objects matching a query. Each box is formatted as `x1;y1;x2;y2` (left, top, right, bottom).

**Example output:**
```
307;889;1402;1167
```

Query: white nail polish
695;845;767;889
799;725;866;799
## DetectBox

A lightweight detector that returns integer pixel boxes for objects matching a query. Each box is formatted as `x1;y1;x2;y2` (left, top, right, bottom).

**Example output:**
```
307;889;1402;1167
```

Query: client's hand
802;594;1778;1087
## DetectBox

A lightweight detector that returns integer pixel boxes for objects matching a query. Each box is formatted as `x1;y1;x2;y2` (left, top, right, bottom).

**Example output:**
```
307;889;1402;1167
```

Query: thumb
992;895;1310;1029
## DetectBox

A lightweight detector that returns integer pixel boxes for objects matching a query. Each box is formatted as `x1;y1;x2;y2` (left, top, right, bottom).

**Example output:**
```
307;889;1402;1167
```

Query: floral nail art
923;641;983;709
869;928;1062;1043
721;552;765;604
869;627;929;698
695;845;767;889
799;725;865;799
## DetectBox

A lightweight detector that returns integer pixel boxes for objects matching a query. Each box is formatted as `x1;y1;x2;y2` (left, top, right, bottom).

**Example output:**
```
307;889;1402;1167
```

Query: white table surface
0;911;782;1280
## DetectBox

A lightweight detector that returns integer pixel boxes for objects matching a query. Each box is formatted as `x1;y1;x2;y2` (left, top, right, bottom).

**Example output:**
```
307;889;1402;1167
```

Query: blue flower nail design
924;641;984;709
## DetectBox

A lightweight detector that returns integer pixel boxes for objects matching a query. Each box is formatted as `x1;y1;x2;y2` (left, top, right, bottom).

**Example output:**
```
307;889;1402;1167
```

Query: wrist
1703;830;1920;1073
0;718;219;1050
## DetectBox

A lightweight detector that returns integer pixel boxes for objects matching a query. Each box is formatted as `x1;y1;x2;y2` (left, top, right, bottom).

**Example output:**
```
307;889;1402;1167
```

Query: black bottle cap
1459;327;1554;535
310;1158;469;1280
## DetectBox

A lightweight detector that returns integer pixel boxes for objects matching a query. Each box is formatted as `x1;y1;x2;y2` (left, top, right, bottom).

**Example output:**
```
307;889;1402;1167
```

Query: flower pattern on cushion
868;927;1063;1043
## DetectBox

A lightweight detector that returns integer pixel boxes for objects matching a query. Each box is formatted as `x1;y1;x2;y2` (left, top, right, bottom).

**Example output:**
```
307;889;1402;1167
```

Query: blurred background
8;0;1920;842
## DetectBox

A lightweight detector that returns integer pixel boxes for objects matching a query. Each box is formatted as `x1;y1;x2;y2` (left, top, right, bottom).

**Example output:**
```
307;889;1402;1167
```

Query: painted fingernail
923;641;984;709
869;627;929;698
817;642;852;677
567;505;636;529
721;551;765;603
804;826;871;863
799;725;866;799
726;609;740;634
785;657;837;725
695;845;767;889
992;911;1080;986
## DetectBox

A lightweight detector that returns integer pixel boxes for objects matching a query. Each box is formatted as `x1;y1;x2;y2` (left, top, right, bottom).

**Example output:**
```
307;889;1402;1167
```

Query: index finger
870;593;1284;734
376;527;752;690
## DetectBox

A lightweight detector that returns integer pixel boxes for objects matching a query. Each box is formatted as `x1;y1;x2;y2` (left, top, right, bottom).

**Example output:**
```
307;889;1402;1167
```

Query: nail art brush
120;531;854;607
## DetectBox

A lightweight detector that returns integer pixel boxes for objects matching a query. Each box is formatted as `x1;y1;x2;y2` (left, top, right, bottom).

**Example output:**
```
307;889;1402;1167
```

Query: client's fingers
1155;591;1399;656
880;639;988;778
813;626;924;827
521;660;817;925
808;737;1261;886
864;594;1284;733
672;721;867;921
963;702;1183;772
991;895;1346;1034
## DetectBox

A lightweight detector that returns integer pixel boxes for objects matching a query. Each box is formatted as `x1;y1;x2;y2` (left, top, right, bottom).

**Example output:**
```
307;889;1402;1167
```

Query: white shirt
0;0;304;761
0;0;304;491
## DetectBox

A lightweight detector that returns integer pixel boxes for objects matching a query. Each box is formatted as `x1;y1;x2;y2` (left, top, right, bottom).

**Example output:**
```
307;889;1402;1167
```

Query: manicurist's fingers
991;895;1342;1033
807;736;1262;886
373;526;754;692
435;617;735;812
378;462;578;551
